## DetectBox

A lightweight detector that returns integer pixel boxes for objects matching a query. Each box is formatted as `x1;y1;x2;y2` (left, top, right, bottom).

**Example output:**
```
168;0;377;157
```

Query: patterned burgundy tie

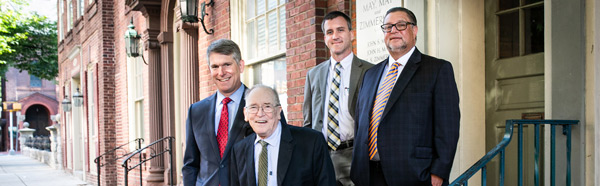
217;97;232;158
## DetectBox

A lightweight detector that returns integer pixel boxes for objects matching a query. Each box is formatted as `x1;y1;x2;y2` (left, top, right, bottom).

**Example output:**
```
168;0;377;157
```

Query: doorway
484;0;545;185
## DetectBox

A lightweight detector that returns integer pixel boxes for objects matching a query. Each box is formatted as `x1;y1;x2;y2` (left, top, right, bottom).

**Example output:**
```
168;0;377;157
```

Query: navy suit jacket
229;121;336;186
182;87;254;186
351;48;460;185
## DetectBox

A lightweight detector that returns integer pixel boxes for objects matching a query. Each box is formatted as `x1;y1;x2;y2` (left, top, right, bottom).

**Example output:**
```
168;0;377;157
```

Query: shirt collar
329;52;354;71
254;121;282;147
216;84;245;104
387;46;416;68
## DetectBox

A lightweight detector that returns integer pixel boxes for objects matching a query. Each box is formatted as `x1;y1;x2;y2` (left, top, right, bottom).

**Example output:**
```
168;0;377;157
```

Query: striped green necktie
258;140;268;186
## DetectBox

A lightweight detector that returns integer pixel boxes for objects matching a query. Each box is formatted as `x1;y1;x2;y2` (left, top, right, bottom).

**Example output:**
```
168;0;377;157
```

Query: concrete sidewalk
0;153;88;186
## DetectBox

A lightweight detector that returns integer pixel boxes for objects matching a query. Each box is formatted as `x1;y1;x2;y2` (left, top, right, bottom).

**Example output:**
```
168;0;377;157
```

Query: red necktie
217;97;232;158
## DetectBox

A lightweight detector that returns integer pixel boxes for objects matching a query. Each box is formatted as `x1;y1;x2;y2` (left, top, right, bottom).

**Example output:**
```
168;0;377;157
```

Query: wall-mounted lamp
124;18;148;65
73;88;84;107
62;95;72;112
180;0;214;35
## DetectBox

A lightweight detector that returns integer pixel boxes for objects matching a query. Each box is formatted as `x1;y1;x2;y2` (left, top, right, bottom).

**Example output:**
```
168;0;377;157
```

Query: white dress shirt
254;121;282;186
214;85;245;135
322;53;355;142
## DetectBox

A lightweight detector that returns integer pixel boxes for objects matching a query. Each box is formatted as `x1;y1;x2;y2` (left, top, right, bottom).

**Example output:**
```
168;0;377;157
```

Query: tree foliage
0;0;58;81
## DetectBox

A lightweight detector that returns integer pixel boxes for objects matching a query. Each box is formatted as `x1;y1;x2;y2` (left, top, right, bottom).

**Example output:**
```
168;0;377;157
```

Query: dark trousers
369;161;388;186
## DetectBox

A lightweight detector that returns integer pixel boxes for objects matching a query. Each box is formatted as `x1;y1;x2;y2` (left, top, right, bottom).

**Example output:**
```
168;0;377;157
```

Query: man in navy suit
230;85;336;186
350;7;460;186
182;39;253;186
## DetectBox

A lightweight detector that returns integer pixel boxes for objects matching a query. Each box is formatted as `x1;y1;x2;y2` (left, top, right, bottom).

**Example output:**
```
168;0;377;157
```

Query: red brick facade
57;0;358;185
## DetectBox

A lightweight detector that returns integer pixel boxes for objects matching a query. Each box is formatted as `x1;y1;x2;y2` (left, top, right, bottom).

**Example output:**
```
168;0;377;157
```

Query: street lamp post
3;102;22;155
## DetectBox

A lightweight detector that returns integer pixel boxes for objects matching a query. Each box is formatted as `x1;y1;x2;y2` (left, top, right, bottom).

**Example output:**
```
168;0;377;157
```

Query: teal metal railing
450;119;579;186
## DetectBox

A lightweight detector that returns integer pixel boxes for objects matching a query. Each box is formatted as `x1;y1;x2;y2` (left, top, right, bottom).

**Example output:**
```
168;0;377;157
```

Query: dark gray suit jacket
351;48;460;186
303;55;373;131
229;121;336;186
182;86;253;186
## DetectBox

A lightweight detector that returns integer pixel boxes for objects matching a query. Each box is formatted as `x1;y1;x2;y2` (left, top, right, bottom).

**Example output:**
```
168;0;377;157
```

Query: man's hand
431;174;443;186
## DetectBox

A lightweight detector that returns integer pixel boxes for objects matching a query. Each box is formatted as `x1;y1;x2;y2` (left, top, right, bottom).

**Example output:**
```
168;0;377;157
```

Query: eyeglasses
246;104;280;114
380;21;416;33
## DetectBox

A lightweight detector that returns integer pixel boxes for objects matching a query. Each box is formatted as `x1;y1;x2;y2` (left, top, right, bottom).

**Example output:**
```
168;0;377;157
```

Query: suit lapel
222;86;248;163
206;94;222;160
245;134;257;186
277;120;294;186
381;49;422;119
316;60;330;131
365;60;387;113
348;56;365;117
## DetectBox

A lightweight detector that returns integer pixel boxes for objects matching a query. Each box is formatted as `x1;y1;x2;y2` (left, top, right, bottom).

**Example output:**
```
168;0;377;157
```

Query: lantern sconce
124;18;148;65
73;88;84;107
180;0;214;35
62;95;72;112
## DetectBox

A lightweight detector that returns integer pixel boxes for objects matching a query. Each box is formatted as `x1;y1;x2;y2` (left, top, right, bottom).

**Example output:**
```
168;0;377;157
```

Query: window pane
499;0;519;11
524;6;544;55
279;8;286;51
135;100;144;138
525;0;543;5
250;58;287;115
246;0;255;19
135;60;143;99
257;0;266;15
257;16;266;55
268;0;276;10
498;12;519;58
279;0;285;5
30;75;42;87
246;21;256;60
268;11;278;53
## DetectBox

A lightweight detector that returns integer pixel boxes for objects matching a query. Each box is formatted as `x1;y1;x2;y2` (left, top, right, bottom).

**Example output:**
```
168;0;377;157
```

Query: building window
128;57;144;143
242;0;287;115
78;0;84;18
30;75;42;87
86;69;97;173
498;0;543;58
59;0;63;39
68;0;73;29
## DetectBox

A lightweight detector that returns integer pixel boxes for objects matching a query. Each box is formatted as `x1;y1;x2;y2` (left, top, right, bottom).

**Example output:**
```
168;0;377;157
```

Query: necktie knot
222;97;232;104
390;62;401;70
259;140;268;147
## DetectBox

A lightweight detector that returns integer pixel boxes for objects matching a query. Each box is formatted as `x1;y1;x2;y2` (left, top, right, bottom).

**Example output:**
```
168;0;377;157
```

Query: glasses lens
381;24;392;32
264;105;273;112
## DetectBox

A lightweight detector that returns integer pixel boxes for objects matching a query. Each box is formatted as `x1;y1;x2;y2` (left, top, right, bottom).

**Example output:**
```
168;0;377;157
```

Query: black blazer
182;86;253;186
229;121;336;186
351;48;460;186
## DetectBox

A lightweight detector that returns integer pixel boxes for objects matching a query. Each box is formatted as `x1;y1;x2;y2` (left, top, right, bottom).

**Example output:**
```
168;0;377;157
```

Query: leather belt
332;139;353;151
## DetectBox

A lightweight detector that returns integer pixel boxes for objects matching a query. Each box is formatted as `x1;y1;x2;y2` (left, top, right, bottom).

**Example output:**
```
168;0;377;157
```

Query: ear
412;25;418;38
238;59;245;73
243;108;249;122
351;30;355;41
275;107;282;121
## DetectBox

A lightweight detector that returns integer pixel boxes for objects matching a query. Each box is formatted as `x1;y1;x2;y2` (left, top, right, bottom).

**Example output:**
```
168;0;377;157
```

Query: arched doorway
25;104;51;136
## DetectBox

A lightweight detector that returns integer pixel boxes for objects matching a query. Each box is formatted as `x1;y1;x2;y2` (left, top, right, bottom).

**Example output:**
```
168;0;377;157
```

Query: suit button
220;165;225;168
319;120;322;123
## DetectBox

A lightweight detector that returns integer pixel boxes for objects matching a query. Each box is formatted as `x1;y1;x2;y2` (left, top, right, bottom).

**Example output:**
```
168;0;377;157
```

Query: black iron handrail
121;136;174;186
94;138;144;186
450;119;579;186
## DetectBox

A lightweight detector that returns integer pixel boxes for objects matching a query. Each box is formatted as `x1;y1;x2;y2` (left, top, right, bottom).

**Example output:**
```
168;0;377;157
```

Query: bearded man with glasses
351;7;461;186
